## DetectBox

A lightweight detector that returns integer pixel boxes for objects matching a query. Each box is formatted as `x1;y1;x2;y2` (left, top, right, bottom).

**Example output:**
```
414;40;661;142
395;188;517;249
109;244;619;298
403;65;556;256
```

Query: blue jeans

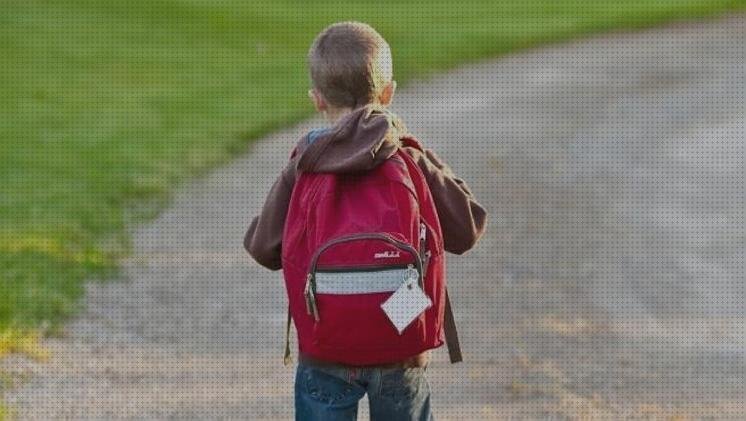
294;361;434;420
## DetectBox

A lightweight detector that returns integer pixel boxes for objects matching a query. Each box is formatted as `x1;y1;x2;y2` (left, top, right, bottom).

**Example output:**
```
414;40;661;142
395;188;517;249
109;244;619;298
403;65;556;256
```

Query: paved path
3;14;744;419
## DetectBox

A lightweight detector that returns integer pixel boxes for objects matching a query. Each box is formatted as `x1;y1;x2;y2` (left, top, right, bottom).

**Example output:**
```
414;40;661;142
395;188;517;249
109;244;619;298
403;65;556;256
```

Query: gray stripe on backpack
314;268;411;294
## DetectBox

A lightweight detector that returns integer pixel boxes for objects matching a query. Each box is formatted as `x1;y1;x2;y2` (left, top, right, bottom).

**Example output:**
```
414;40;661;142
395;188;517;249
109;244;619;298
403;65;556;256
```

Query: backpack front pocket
305;234;427;353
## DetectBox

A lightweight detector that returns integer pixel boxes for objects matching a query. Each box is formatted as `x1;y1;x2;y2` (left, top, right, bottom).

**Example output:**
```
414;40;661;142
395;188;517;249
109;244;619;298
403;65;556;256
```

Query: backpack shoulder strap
283;307;293;366
397;139;463;364
399;135;424;152
443;290;463;363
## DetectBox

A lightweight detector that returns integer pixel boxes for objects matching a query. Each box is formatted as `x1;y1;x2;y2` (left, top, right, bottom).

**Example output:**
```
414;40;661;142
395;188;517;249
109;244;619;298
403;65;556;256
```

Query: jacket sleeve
403;146;487;255
243;142;302;270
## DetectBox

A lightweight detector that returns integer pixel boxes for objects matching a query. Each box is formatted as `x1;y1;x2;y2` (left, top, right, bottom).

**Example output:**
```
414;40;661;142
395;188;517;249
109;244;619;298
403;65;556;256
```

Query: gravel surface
3;14;744;420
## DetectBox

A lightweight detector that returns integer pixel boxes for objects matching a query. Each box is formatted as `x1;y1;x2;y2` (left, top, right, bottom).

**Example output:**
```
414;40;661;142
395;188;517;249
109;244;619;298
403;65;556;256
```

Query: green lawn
1;0;743;335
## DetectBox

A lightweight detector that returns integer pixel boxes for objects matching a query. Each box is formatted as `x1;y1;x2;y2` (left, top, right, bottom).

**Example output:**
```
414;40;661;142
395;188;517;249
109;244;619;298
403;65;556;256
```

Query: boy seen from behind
245;22;486;421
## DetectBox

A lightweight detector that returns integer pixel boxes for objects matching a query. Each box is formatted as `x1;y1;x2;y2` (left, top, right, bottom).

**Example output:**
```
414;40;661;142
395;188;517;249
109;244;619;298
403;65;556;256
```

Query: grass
0;403;10;421
0;330;48;362
1;0;744;338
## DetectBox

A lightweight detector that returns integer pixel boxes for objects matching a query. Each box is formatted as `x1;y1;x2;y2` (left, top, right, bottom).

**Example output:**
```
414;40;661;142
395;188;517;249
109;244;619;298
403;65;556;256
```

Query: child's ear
308;89;327;112
378;81;396;106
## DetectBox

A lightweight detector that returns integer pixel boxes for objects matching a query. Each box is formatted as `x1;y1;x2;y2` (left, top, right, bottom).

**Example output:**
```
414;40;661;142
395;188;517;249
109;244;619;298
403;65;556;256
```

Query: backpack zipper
315;263;411;273
305;233;423;322
308;233;423;281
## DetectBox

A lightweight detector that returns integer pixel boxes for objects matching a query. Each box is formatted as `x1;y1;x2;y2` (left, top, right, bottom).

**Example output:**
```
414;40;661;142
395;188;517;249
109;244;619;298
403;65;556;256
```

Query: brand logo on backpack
374;250;401;259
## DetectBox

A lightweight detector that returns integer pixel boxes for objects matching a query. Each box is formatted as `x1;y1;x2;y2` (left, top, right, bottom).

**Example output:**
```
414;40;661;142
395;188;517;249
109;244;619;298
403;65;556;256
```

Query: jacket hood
296;106;406;173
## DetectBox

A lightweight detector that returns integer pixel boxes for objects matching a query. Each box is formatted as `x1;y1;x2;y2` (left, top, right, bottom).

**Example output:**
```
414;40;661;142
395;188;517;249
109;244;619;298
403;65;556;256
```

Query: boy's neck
325;102;386;125
324;106;353;125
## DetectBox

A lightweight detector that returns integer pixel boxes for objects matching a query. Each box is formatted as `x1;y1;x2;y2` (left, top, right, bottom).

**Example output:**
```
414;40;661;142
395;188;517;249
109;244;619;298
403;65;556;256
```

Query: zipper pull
305;273;320;322
419;222;427;259
309;290;319;322
419;222;429;281
304;274;313;316
423;250;431;279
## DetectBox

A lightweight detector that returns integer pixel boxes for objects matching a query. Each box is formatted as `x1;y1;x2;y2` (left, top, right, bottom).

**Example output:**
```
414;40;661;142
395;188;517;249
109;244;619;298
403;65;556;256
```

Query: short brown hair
308;22;392;108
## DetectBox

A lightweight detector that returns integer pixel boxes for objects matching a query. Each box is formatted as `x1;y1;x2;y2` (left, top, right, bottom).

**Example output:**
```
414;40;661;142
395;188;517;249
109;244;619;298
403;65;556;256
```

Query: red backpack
281;136;461;365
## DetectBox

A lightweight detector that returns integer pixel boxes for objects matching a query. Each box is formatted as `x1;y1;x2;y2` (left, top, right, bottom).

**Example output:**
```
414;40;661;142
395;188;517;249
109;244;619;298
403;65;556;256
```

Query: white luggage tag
381;266;432;334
